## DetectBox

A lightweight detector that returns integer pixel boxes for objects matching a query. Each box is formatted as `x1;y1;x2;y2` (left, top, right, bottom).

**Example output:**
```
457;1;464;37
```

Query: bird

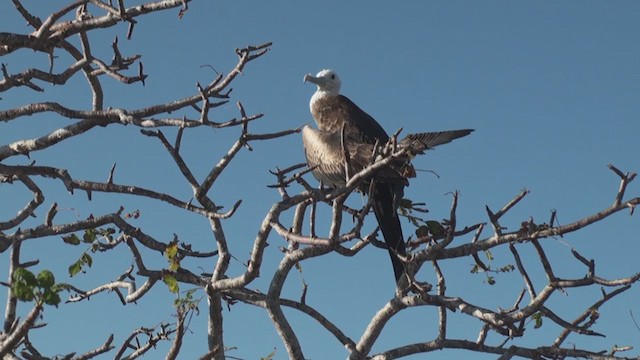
302;69;473;284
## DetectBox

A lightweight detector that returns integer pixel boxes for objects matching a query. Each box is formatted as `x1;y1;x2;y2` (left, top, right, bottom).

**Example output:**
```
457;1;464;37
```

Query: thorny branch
1;2;638;360
265;150;640;359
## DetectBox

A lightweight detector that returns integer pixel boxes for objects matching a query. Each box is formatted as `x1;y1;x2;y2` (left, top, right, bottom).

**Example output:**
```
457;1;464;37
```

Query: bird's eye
331;74;336;80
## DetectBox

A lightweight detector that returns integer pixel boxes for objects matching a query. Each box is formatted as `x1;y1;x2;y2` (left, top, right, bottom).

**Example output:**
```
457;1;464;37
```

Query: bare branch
0;175;44;231
2;240;21;333
553;285;633;347
166;309;186;360
609;164;637;207
433;260;447;340
0;304;42;358
509;243;537;299
72;334;115;360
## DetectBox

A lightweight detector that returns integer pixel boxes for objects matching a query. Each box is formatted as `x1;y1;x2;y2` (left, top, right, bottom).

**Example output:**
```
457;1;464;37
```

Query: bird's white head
303;69;342;96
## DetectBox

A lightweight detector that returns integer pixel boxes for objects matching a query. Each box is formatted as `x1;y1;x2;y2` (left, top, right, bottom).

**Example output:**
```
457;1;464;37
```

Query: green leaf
11;268;37;302
42;289;62;306
81;253;93;268
68;260;83;277
470;264;479;274
11;283;35;302
533;312;543;329
12;268;63;306
175;288;198;305
163;274;179;293
486;276;496;285
426;221;446;237
68;252;93;277
13;268;37;287
484;250;494;261
184;288;197;300
37;270;55;289
500;264;515;273
62;234;81;245
164;241;180;272
174;288;201;311
96;227;116;242
415;225;429;238
164;242;179;260
83;228;97;243
52;283;73;293
99;227;116;236
168;259;180;272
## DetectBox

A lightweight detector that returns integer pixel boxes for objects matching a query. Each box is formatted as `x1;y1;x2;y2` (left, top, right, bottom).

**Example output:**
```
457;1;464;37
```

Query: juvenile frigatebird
302;69;473;283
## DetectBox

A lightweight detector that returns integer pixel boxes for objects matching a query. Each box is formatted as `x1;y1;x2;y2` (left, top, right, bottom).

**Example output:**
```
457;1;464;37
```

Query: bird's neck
309;90;350;134
310;89;336;108
309;90;337;124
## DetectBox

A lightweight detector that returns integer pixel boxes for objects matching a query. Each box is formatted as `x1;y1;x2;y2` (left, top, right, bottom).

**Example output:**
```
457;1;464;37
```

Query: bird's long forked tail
371;182;406;283
372;129;474;284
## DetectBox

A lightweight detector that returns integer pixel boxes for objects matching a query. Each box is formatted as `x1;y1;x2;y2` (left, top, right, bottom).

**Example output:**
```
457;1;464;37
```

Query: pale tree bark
1;1;639;360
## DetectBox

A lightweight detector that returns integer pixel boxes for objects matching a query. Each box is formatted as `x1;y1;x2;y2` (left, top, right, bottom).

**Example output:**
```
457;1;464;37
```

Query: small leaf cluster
68;252;93;277
63;227;116;250
174;288;200;314
163;240;181;293
62;227;114;277
414;220;447;239
470;250;515;285
164;241;180;272
11;268;64;306
398;198;429;228
532;312;544;329
163;274;179;294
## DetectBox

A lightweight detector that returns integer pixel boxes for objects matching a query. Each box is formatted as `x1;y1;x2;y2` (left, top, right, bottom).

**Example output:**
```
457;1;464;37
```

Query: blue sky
1;1;639;359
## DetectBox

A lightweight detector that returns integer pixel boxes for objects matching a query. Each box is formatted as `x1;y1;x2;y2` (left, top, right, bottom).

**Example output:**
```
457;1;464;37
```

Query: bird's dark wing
400;129;474;155
337;95;390;143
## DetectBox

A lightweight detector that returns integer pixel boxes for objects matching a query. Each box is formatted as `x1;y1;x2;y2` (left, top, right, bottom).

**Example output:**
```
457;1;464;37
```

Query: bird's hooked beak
303;73;324;86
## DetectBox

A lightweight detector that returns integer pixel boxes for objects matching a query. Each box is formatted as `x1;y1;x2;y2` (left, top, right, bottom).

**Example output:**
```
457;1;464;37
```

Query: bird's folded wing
302;126;407;187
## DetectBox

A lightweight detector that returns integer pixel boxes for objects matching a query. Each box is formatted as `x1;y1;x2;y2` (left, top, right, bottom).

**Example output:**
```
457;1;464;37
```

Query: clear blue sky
1;1;639;359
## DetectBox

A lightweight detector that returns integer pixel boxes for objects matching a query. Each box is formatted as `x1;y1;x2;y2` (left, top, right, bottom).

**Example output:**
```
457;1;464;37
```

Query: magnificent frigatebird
302;69;473;284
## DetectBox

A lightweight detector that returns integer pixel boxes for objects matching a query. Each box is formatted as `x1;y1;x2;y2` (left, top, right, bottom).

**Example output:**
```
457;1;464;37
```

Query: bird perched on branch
302;69;473;284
